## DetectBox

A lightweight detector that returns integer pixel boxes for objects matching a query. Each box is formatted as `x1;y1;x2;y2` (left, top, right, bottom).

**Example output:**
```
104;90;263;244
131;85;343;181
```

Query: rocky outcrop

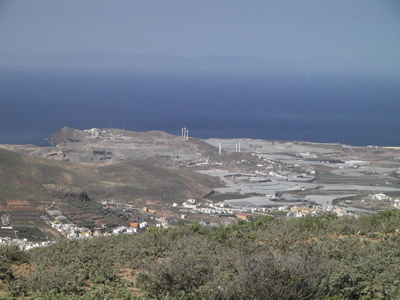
43;184;92;202
50;126;84;146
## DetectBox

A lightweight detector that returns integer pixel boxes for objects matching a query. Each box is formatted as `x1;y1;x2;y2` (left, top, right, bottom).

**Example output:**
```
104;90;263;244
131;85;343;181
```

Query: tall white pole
186;129;189;140
219;143;222;155
239;142;241;153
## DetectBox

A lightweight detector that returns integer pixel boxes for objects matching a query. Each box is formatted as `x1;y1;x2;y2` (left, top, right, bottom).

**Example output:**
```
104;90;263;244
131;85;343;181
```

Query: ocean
1;66;399;147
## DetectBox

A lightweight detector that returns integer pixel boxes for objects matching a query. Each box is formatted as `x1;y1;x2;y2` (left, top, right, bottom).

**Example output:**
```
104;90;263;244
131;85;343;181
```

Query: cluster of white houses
180;198;355;219
45;207;149;239
0;237;55;250
182;199;248;215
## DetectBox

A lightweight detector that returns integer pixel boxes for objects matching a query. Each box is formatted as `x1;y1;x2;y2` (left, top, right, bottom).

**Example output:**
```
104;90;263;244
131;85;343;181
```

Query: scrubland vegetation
1;210;400;299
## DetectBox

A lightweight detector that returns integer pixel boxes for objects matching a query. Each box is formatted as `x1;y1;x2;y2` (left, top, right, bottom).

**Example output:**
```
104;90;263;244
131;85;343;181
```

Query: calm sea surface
1;67;399;146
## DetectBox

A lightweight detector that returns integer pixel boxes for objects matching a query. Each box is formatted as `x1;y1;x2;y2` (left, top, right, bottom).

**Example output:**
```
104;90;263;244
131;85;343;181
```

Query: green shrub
2;210;400;298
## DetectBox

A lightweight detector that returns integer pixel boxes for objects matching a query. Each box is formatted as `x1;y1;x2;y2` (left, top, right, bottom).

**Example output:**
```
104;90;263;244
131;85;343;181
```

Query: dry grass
6;199;31;206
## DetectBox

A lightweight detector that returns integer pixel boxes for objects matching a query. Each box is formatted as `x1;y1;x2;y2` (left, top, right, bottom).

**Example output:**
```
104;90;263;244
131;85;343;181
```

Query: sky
0;0;400;74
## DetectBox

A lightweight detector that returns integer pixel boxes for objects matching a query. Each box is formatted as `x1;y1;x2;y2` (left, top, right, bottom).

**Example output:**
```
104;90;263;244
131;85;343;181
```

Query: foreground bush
0;211;399;299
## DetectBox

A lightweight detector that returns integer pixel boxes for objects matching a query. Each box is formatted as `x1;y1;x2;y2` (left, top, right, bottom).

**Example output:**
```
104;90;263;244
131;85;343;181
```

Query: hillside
0;148;95;198
92;160;220;203
1;211;400;299
0;146;220;200
0;148;221;231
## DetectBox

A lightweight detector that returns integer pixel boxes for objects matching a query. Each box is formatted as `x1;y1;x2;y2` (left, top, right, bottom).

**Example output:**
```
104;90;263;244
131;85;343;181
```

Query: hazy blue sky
1;0;400;73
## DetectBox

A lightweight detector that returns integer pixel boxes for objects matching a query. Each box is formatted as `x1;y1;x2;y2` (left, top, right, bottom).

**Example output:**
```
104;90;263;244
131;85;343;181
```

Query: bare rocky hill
1;127;221;165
